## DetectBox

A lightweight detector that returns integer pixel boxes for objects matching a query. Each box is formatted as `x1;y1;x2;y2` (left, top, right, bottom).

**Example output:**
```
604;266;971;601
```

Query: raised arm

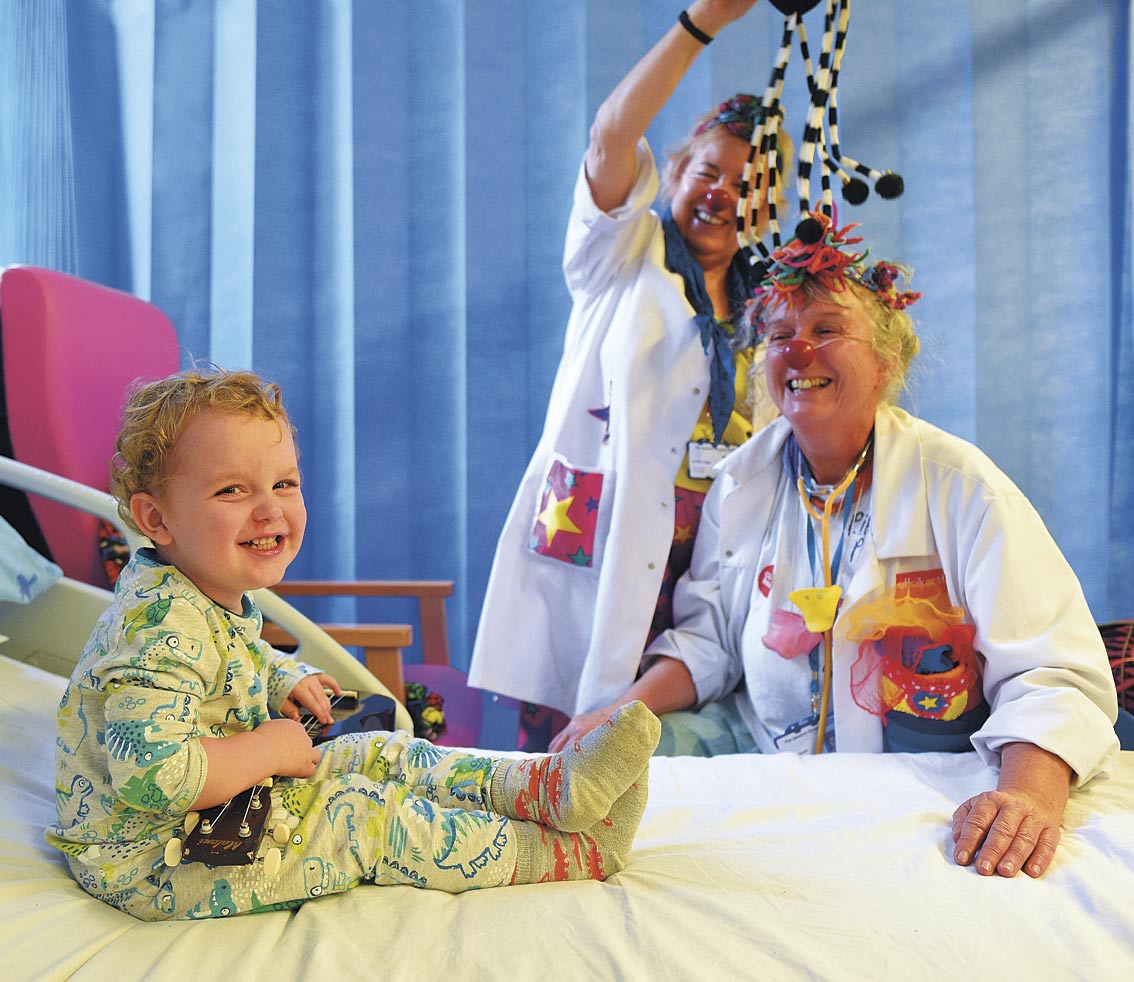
586;0;760;212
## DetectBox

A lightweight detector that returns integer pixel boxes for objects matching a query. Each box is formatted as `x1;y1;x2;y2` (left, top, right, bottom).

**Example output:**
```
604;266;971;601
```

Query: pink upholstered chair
0;265;180;585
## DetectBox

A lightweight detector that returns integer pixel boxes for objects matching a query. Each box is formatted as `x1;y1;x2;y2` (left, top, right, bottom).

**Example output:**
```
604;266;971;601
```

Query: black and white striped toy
738;0;904;270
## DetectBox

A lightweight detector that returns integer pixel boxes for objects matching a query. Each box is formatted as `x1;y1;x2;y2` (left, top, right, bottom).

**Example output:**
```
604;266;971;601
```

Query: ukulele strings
301;692;353;737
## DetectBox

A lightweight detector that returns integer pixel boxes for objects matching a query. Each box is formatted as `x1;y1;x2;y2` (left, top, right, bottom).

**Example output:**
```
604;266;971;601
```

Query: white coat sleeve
938;470;1119;786
562;140;661;306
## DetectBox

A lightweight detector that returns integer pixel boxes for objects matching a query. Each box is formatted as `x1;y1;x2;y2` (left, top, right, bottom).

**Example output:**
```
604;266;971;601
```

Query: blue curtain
3;0;1132;676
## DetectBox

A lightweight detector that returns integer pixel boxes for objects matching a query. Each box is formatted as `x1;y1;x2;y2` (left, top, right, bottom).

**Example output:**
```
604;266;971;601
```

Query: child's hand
280;673;342;725
255;718;322;778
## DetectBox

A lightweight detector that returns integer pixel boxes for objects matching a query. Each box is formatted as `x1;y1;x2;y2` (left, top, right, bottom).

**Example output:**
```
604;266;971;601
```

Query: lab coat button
648;562;656;570
692;387;701;396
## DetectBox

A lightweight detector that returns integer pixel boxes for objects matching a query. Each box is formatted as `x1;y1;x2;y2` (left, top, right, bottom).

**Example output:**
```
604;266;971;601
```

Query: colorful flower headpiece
750;210;921;315
695;93;778;142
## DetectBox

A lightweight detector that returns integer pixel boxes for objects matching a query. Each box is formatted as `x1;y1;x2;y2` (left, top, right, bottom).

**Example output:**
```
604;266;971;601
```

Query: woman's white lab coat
647;404;1119;784
469;141;763;715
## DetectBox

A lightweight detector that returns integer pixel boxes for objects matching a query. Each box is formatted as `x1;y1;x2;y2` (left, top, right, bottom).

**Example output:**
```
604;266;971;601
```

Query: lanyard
803;473;859;588
789;437;872;752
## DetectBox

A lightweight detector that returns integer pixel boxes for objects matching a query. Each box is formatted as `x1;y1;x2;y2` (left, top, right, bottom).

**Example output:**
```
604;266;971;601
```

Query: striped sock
487;701;660;832
510;767;649;883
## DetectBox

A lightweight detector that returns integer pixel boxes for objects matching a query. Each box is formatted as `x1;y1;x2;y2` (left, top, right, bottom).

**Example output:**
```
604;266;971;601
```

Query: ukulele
298;688;397;744
163;690;397;873
164;780;288;875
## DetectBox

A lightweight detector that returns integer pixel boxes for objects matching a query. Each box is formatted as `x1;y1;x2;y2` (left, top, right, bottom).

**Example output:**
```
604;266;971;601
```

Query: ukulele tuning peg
262;849;283;877
163;836;184;867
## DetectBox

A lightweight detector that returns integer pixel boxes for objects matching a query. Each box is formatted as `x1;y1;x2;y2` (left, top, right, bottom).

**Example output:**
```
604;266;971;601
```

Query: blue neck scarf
662;207;759;444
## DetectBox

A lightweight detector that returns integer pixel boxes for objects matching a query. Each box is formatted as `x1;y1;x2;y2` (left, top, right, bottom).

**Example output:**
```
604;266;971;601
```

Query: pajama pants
81;730;519;920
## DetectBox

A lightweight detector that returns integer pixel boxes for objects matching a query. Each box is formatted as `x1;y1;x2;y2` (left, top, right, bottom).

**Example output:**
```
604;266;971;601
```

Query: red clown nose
704;187;731;213
781;339;817;369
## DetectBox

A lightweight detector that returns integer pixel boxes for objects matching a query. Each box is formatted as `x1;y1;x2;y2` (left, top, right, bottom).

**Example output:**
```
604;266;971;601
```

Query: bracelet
678;10;714;45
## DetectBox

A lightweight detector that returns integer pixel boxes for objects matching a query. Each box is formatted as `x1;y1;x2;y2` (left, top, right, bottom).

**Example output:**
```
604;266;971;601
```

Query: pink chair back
0;266;180;585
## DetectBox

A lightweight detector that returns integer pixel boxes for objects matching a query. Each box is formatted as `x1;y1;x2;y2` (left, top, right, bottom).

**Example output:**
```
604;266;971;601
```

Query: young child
47;368;660;921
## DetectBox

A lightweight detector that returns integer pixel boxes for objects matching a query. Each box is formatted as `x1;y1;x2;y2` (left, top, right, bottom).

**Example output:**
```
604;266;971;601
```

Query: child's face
135;409;306;611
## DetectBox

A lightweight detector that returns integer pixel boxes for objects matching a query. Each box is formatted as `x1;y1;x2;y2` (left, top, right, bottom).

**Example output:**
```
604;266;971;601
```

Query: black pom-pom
750;259;770;281
841;177;870;205
769;0;823;14
794;217;823;244
875;172;904;199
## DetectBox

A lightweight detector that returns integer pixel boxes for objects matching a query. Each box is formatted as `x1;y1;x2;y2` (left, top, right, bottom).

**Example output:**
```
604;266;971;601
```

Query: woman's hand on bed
279;672;341;726
549;704;623;753
951;742;1072;878
550;658;697;753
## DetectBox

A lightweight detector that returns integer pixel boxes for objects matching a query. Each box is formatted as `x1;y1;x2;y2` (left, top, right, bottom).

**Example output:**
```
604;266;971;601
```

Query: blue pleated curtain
2;0;1132;675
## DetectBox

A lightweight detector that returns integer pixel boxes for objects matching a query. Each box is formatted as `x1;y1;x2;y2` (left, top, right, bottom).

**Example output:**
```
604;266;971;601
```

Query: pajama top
47;550;516;920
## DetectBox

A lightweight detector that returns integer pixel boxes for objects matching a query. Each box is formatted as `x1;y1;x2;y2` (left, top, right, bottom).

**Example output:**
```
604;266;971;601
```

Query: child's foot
488;701;660;832
510;766;649;883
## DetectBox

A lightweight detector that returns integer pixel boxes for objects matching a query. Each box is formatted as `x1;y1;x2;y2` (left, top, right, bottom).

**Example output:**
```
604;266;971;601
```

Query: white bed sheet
3;652;1132;982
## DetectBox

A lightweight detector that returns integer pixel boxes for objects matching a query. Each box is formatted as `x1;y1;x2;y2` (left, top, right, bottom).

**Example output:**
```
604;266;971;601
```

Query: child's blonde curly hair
110;367;295;533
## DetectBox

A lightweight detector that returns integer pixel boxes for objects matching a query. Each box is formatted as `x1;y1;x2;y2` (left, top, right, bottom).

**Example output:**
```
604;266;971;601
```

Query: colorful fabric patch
518;702;570;752
528;458;603;568
844;572;983;722
98;519;130;587
1099;620;1133;712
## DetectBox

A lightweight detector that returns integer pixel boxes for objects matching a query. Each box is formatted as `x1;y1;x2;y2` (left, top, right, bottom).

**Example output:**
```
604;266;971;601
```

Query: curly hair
109;367;296;533
749;277;920;406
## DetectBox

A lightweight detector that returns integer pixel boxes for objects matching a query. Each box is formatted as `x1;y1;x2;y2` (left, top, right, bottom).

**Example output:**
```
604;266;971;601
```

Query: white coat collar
717;404;936;559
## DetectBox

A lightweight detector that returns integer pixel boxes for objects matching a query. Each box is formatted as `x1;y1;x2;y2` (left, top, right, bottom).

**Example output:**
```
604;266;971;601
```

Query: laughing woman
550;212;1120;878
470;1;789;744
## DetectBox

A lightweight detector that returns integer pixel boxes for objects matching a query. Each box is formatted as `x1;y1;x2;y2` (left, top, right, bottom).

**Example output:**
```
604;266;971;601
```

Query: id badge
774;713;835;754
687;441;737;480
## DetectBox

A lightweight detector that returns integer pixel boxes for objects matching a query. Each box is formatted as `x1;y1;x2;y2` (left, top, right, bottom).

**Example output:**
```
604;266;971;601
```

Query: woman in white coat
551;212;1120;879
469;1;785;739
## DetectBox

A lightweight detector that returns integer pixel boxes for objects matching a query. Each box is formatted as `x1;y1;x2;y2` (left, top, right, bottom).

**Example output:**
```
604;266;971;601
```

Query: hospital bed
2;460;1132;981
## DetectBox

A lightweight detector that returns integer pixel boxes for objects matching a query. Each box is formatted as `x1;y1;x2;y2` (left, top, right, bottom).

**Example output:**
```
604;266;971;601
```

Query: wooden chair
261;580;454;699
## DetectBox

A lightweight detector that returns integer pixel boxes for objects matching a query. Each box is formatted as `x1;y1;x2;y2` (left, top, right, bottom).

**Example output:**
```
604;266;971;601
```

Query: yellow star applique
538;490;582;546
915;693;941;713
